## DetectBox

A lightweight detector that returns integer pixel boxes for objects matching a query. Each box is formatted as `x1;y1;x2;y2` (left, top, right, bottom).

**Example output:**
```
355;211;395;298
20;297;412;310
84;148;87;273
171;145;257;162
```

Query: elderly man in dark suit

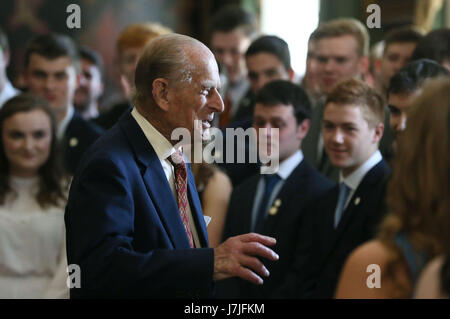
219;80;334;298
23;33;103;175
65;33;279;298
284;78;391;299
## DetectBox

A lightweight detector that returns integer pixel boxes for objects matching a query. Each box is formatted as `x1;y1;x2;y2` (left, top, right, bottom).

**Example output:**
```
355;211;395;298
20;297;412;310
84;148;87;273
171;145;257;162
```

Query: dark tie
254;174;280;233
334;182;351;228
168;150;194;248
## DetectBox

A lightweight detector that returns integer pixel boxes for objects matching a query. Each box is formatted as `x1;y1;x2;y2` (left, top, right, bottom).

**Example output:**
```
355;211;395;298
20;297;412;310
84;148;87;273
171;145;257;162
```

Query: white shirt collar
57;105;74;140
340;150;382;191
276;150;304;180
131;107;176;161
0;80;20;107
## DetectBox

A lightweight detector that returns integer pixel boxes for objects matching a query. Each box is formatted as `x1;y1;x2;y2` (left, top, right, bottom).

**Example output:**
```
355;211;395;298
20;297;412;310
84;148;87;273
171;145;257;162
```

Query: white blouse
0;176;68;299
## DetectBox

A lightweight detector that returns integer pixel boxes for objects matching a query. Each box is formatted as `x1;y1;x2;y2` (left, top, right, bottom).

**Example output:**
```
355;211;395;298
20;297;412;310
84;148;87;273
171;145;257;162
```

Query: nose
44;76;56;91
399;114;407;131
391;113;407;133
324;59;335;73
211;88;224;113
256;76;270;93
222;52;233;69
23;136;34;151
331;128;344;144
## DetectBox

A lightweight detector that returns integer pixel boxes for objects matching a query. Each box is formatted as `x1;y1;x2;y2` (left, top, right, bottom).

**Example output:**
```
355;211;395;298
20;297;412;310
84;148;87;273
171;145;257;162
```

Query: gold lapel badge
69;137;79;148
354;197;361;206
269;199;282;216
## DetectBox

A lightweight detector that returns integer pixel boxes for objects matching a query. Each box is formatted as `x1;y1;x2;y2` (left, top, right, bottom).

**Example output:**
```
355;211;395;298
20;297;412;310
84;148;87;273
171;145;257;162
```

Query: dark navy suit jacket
62;113;104;175
219;159;334;298
285;159;391;299
65;111;214;298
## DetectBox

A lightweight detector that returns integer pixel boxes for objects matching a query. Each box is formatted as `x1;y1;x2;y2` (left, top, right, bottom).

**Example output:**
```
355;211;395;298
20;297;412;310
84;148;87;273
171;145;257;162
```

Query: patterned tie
254;174;281;233
168;150;194;248
334;182;351;228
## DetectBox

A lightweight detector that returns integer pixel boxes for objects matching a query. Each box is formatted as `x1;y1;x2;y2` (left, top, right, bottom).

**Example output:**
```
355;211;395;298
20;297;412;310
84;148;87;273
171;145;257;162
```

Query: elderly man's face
167;50;224;142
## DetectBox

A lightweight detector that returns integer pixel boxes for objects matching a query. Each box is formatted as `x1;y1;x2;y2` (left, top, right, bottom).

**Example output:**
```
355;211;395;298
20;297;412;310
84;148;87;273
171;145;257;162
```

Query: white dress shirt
131;107;201;248
57;105;75;141
0;80;20;108
251;150;304;231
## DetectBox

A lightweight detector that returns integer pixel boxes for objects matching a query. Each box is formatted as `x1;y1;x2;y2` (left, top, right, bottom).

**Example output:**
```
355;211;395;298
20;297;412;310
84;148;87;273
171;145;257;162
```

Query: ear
288;68;295;82
372;122;384;144
120;75;132;98
359;56;370;76
1;50;10;67
296;118;311;140
152;78;170;112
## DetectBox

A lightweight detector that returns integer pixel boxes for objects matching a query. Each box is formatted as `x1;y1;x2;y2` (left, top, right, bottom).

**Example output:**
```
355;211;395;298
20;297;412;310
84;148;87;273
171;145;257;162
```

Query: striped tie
168;150;194;248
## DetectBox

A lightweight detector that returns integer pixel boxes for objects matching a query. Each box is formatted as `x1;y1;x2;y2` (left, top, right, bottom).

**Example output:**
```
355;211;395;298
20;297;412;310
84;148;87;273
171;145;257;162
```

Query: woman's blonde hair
378;77;450;297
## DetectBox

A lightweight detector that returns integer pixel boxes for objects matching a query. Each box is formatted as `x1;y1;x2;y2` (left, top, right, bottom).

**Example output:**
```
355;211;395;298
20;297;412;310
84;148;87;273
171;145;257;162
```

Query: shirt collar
131;107;176;161
57;105;74;140
340;150;382;190
0;80;20;107
276;149;304;180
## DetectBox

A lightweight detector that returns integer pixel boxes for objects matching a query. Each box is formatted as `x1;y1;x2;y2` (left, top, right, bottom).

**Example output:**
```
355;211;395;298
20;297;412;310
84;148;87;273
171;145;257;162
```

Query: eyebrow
322;119;357;126
388;104;401;111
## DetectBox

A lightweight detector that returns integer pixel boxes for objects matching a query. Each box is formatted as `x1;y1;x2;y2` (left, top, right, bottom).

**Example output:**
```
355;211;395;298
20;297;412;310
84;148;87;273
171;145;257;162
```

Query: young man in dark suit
23;33;103;175
290;78;391;299
219;80;334;298
65;34;279;298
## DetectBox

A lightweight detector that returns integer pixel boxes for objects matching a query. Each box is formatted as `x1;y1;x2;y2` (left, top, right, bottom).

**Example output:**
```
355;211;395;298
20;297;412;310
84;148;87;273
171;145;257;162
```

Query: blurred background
0;0;448;111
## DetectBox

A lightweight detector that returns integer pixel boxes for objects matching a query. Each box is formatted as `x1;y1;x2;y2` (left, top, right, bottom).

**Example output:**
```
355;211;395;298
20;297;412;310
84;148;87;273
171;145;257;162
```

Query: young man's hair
245;35;291;71
211;5;257;39
313;18;370;57
79;45;104;79
255;80;311;124
0;27;9;52
325;78;384;128
383;26;424;55
388;58;450;96
24;33;80;70
116;22;172;55
412;28;450;66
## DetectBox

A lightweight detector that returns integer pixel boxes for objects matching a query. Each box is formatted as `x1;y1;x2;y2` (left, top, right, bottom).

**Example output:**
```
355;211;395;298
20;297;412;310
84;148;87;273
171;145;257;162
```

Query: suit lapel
263;161;309;233
186;163;209;247
120;112;193;249
324;160;389;258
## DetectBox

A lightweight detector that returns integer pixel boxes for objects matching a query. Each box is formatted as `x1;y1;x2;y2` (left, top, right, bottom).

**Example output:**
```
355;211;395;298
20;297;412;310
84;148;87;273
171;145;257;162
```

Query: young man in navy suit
23;33;103;175
65;34;279;298
286;78;391;299
219;80;334;298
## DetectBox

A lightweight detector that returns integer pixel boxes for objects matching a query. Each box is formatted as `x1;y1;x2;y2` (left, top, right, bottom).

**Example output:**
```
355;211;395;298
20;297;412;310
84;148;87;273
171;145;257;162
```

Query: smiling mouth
202;120;211;129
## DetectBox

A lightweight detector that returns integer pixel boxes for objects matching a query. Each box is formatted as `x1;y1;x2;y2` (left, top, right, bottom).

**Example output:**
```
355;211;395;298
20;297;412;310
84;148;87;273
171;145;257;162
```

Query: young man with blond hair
280;78;391;298
303;18;393;181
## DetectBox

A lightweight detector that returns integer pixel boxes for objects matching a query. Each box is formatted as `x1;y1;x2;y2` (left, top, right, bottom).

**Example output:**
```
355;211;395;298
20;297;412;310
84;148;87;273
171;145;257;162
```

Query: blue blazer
65;111;214;298
62;113;104;175
219;159;334;298
296;159;391;298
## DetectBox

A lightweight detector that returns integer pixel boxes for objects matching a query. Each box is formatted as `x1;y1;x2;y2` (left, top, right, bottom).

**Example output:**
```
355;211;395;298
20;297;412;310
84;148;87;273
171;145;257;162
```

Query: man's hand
213;233;279;285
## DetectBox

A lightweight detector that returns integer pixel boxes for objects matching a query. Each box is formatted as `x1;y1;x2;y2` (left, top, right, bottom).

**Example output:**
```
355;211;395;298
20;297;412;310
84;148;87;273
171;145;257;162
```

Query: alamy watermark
366;264;381;288
171;120;280;174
